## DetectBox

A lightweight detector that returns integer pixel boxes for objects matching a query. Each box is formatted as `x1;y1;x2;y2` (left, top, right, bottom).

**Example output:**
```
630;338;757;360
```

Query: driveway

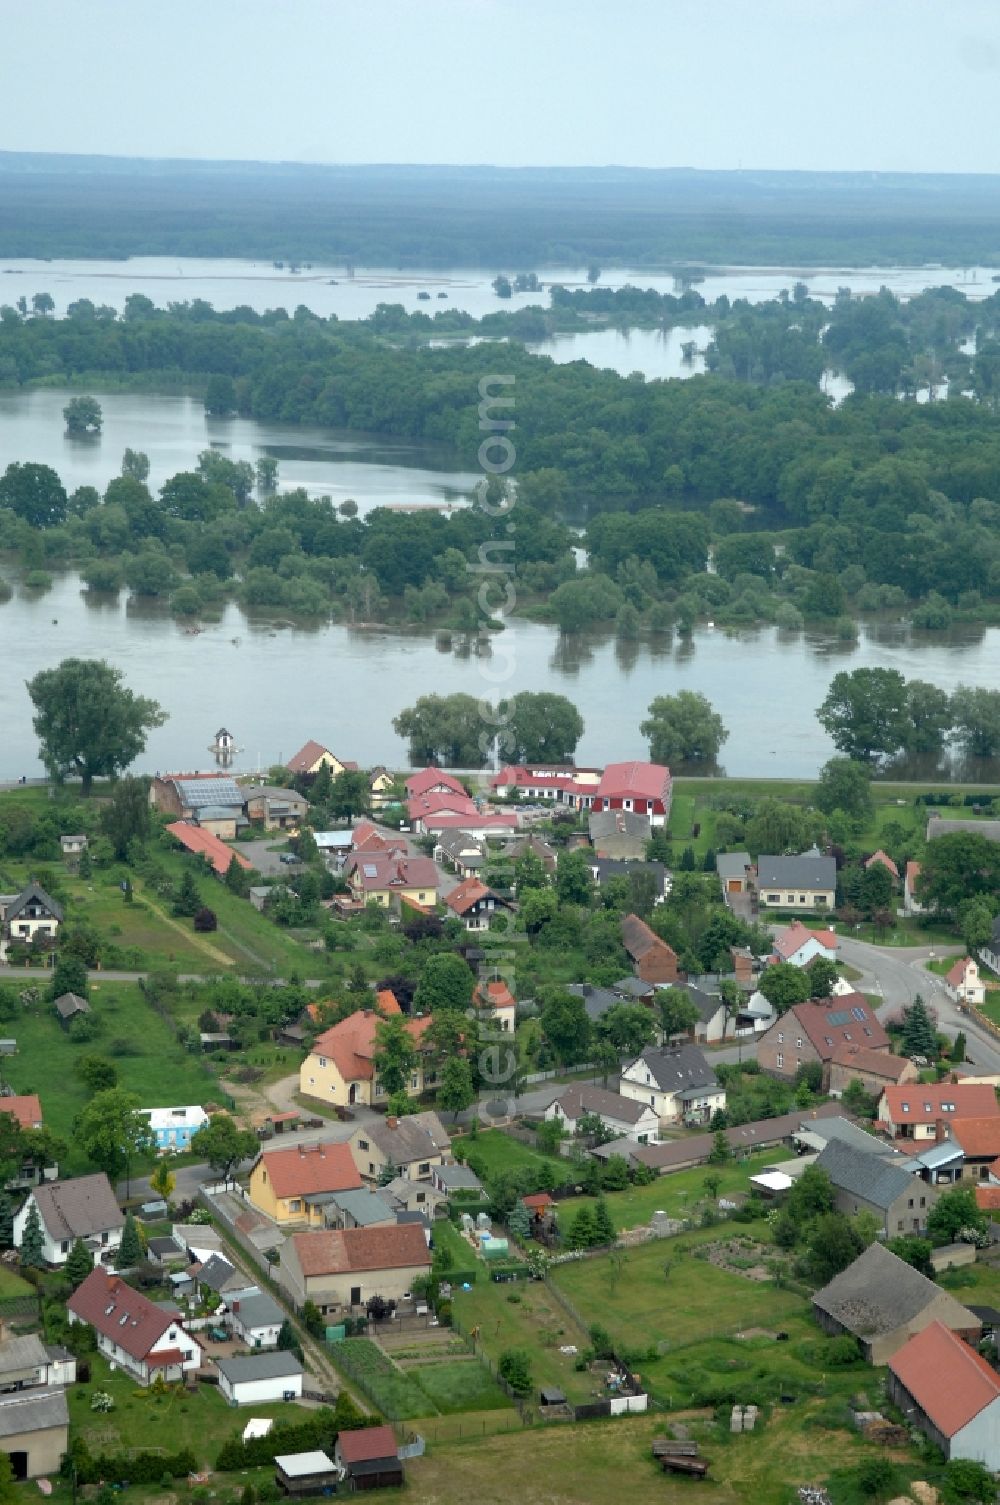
237;839;301;878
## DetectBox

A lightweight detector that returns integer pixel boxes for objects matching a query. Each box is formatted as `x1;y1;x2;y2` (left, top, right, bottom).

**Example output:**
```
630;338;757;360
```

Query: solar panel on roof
827;1010;849;1026
851;1006;867;1022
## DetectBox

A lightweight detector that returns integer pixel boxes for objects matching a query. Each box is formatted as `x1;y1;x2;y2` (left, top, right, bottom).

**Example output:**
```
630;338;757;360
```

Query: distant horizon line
1;151;998;182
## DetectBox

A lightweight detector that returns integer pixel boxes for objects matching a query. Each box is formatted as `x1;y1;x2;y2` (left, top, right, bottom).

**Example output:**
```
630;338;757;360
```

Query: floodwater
1;568;999;782
0;388;479;513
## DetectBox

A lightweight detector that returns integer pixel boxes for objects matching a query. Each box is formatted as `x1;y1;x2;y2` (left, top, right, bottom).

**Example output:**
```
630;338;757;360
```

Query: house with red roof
756;994;889;1086
950;1117;1000;1180
829;1044;917;1098
165;820;253;877
594;761;672;827
299;1009;435;1109
278;1222;431;1312
404;768;468;800
335;1424;403;1490
474;977;517;1033
247;1140;362;1226
286;741;356;777
944;956;986;1008
877;1083;1000;1143
770;920;838;968
865;849;900;882
443;878;511;933
889;1320;1000;1464
344;852;438;910
488;765;603;809
407;790;479;832
68;1268;201;1384
621;913;679;984
419;811;520;839
904;860;925;916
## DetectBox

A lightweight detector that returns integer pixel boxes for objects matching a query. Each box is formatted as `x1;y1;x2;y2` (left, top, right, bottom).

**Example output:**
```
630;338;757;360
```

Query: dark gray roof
435;831;485;861
229;1288;284;1329
360;1111;450;1164
552;1084;652;1126
6;882;63;924
588;810;651;842
54;992;90;1018
326;1188;396;1226
813;1241;978;1336
795;1117;891;1155
216;1351;303;1384
716;851;752;880
591;859;666;889
756;852;837;891
625;1044;719;1093
32;1174;123;1241
0;1334;47;1377
567;983;623;1023
147;1236;183;1259
927;816;1000;843
198;1254;241;1292
434;1164;483;1191
0;1387;68;1439
683;985;726;1026
612;976;655;1000
816;1139;914;1210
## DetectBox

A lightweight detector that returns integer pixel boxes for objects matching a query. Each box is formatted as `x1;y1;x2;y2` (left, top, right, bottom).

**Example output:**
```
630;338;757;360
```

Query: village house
247;1142;363;1226
0;1093;58;1190
335;1425;403;1491
0;1328;75;1394
442;877;511;932
589;858;669;902
312;831;353;868
889;1321;1000;1467
756;994;889;1086
348;1111;450;1183
980;915;1000;974
368;767;395;808
816;1139;935;1237
755;850;836;911
504;832;559;876
593;760;672;826
351;820;404;857
716;851;753;904
343;852;438;909
904;860;925;916
299;1009;435;1109
432;830;486;878
196;1254;247;1299
865;848;900;883
421;811;520;841
278;1223;431;1313
68;1268;200;1384
546;1084;659;1144
770;920;838;968
488;764;602;807
245;786;310;831
407;789;480;832
944;956;987;1008
619;1044;725;1128
876;1083;1000;1142
217;1351;304;1406
13;1173;124;1267
431;1163;483;1198
141;1105;209;1152
59;833;88;857
0;1388;69;1481
0;883;63;953
812;1242;980;1364
404;768;468;801
927;812;1000;844
950;1118;1000;1182
829;1044;918;1098
286;741;356;778
165;821;253;877
322;1186;397;1232
474;977;517;1033
621;913;679;984
587;809;652;861
150;774;246;838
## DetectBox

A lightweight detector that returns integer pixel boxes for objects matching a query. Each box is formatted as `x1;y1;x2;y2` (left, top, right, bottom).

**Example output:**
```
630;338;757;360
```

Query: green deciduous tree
327;769;372;822
0;461;67;527
927;1186;988;1246
658;987;700;1039
919;832;1000;916
413;952;474;1014
191;1114;259;1183
539;987;592;1066
27;659;166;792
817;667;910;763
372;1016;418;1098
438;1057;475;1118
497;692;584;763
497;1348;532;1395
392;693;488;767
950;685;1000;758
64;395;103;435
75;1089;152;1185
806;1211;862;1283
804;955;838;999
99;776;151;860
814;756;874;822
640;691;728;766
758;962;810;1013
76;1055;118;1094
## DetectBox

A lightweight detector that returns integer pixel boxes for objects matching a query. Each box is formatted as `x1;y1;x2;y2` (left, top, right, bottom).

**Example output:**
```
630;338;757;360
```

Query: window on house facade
777;1032;784;1043
776;1053;783;1068
766;894;780;905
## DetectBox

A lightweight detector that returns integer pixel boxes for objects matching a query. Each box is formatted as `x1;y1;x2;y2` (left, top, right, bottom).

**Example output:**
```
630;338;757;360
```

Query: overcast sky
4;0;1000;173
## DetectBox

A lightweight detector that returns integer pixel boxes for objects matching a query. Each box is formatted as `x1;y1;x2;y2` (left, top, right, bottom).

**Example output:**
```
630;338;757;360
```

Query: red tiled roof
830;1044;911;1081
68;1269;176;1361
785;995;889;1059
165;821;252;876
976;1185;1000;1211
522;1193;554;1210
405;768;468;799
772;921;838;961
621;913;677;965
337;1425;398;1464
0;1094;43;1130
905;860;922;893
889;1321;1000;1437
255;1141;362;1199
311;1009;432;1085
865;849;900;879
346;852;438;893
375;989;402;1015
444;878;492;916
946;957;975;987
287;740;333;773
291;1222;431;1277
423;812;520;832
408;791;479;821
950;1117;1000;1159
477;978;516;1012
882;1084;999;1127
488;765;598;796
595;761;671;803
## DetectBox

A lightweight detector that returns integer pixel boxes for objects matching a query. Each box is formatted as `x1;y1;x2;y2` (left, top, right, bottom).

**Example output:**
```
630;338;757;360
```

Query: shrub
194;906;218;932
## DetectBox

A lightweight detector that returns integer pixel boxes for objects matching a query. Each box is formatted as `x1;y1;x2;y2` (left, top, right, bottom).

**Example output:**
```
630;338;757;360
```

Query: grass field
453;1128;575;1187
453;1276;595;1404
332;1337;508;1419
69;1354;301;1464
555;1147;787;1231
406;1360;511;1414
0;1266;34;1300
2;980;220;1158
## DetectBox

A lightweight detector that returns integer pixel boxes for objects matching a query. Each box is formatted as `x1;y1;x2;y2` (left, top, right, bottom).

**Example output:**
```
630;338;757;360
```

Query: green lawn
453;1128;575;1187
0;1266;34;1300
555;1148;787;1231
406;1360;511;1414
69;1353;304;1465
2;980;221;1160
452;1272;596;1404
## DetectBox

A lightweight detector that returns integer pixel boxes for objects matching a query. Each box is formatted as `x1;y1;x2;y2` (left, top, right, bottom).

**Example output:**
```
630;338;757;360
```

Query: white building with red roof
443;878;511;932
889;1320;1000;1464
475;977;517;1032
903;860;925;916
299;1009;435;1109
771;920;838;968
68;1269;201;1384
944;956;986;1008
488;765;603;808
593;761;672;826
404;768;468;800
344;852;438;909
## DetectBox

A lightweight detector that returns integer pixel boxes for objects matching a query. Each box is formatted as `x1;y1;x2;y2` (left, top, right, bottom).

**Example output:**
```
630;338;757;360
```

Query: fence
0;1294;39;1321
